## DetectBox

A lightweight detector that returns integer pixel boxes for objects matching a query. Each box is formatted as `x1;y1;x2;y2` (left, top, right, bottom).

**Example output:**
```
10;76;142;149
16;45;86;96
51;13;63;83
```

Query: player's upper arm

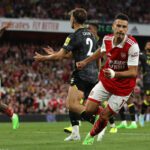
54;48;67;60
62;34;75;53
128;43;140;66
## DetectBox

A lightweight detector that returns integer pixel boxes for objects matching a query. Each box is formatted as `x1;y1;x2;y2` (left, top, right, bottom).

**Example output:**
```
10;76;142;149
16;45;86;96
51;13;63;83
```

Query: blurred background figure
139;41;150;126
0;22;19;129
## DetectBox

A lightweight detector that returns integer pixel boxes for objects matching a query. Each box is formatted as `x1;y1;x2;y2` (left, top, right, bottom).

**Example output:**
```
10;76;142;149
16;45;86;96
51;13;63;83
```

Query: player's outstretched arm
76;48;102;69
0;22;11;37
43;46;55;55
34;48;67;61
43;46;72;59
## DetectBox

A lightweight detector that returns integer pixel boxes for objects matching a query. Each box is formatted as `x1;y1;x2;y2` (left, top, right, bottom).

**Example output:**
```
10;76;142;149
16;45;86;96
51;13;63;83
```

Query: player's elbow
130;70;138;78
53;54;63;60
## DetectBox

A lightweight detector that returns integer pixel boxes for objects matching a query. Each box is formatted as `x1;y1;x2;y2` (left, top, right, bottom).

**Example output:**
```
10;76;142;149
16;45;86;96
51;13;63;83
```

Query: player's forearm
45;48;67;60
115;69;138;78
44;53;63;60
84;49;101;64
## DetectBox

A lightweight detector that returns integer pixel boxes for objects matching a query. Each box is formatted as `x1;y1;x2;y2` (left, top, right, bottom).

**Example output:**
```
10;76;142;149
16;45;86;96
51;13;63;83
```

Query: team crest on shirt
121;52;126;58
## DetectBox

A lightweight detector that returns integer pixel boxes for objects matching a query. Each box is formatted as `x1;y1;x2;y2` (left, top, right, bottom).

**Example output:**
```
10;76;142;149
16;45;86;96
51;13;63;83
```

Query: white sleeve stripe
127;38;135;45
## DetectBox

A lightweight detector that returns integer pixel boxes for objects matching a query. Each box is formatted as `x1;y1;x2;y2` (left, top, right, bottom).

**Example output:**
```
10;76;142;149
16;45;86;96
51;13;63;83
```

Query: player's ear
73;17;77;24
112;21;115;32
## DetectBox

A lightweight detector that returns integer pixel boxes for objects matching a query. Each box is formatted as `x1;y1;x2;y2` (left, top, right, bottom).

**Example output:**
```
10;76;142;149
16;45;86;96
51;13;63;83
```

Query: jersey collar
112;35;127;48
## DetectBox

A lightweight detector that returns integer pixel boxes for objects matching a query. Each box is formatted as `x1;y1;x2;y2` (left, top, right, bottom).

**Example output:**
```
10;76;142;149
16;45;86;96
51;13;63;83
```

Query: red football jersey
99;34;139;96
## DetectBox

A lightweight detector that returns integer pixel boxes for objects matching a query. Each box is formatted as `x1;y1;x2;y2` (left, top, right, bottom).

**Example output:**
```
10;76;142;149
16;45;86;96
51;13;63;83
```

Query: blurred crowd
0;42;146;115
0;42;72;115
0;0;150;23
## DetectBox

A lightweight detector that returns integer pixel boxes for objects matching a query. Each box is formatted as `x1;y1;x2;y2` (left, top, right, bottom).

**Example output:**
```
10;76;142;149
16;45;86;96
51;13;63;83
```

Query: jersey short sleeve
62;34;75;52
127;43;140;66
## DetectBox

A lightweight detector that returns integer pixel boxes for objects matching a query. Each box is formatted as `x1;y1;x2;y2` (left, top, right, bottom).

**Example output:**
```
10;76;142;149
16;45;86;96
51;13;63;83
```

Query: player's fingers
47;45;53;50
77;63;83;70
46;45;54;51
43;47;49;51
103;69;111;78
43;48;53;54
34;56;42;61
33;56;38;60
35;52;41;56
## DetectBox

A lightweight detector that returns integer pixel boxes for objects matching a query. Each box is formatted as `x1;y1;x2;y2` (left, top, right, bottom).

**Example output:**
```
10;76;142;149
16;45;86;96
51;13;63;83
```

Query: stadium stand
0;0;150;23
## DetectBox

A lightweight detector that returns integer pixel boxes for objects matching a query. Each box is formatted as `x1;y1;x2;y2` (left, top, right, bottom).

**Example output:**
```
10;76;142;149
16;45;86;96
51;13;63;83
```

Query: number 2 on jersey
86;38;93;56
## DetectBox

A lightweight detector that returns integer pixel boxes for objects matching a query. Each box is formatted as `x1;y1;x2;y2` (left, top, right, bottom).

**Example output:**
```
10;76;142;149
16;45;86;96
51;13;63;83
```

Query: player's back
72;28;98;84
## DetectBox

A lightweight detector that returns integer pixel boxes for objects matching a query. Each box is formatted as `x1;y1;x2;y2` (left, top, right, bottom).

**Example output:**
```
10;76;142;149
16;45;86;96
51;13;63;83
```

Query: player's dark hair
145;40;150;50
88;23;98;30
115;13;129;21
71;8;87;24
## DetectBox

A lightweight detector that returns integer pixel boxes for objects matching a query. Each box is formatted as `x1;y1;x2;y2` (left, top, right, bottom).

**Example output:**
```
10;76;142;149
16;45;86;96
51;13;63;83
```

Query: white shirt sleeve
127;43;140;66
100;38;106;52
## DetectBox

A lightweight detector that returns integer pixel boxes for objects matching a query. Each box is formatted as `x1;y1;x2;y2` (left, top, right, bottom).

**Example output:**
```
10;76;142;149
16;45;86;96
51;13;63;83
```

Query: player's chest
106;47;128;61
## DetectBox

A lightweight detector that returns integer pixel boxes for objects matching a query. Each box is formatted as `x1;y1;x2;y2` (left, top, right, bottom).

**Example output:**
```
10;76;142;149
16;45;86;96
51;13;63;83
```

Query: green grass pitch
0;121;150;150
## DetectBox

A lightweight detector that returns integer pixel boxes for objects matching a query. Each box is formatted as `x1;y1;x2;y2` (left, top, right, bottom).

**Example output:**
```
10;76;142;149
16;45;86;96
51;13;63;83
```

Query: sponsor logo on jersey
64;37;71;46
131;52;138;57
109;59;127;70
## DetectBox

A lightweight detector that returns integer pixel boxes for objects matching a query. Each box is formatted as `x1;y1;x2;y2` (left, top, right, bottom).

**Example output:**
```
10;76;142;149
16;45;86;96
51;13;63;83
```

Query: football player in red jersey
76;13;140;145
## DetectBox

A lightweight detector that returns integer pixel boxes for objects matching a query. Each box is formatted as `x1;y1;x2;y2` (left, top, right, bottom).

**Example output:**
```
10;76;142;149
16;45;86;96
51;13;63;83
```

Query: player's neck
74;24;84;31
113;36;124;46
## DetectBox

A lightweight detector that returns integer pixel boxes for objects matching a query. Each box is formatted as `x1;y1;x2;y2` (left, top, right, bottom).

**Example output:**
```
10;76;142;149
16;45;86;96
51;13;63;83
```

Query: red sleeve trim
88;97;100;104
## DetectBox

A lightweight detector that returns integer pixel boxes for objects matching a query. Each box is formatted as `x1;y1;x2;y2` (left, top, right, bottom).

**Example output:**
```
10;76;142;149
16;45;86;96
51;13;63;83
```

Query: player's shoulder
68;33;75;38
126;35;137;46
75;28;94;41
103;34;113;41
65;33;76;43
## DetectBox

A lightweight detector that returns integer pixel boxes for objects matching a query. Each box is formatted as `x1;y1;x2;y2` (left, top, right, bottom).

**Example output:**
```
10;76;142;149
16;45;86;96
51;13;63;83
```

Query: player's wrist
84;58;89;65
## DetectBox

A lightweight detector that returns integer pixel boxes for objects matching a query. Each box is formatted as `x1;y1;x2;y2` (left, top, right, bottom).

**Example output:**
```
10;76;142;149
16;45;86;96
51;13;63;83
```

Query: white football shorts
88;81;131;113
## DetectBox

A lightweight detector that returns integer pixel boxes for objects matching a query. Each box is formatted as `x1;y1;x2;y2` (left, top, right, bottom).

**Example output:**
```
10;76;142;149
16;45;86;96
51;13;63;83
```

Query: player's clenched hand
34;52;49;61
43;46;55;55
103;68;115;78
76;61;87;70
